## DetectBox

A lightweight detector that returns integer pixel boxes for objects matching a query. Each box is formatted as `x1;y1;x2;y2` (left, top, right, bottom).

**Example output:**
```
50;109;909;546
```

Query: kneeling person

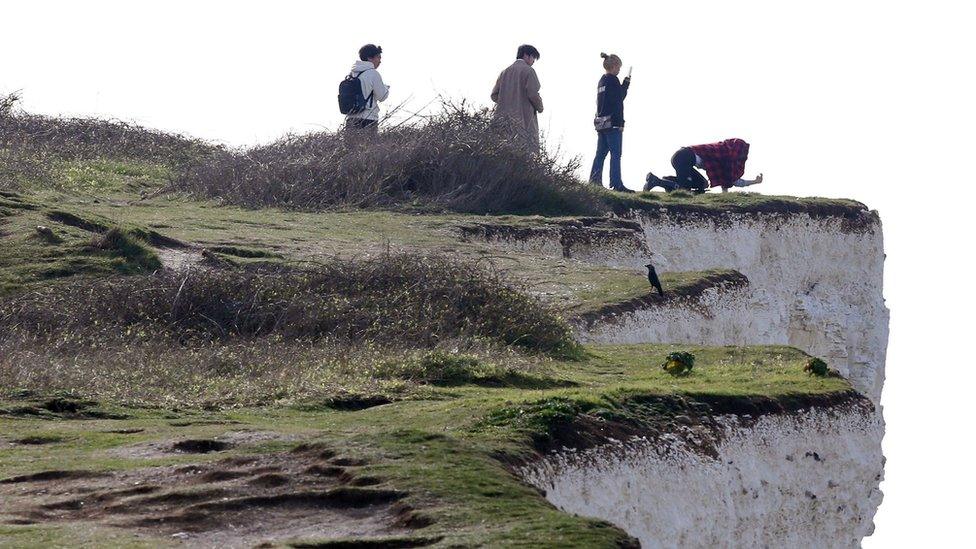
645;138;762;193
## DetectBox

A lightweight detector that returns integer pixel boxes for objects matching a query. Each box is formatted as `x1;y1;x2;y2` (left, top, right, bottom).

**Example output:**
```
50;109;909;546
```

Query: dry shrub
178;101;602;215
0;336;550;408
0;93;17;118
0;255;578;356
3;94;601;216
1;148;49;189
0;255;575;406
0;92;214;168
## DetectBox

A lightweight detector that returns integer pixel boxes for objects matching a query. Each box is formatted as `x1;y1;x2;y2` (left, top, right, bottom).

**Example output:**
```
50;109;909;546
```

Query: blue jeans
589;129;623;188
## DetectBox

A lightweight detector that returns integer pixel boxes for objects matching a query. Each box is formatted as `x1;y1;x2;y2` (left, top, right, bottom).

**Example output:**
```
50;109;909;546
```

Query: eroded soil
0;443;433;548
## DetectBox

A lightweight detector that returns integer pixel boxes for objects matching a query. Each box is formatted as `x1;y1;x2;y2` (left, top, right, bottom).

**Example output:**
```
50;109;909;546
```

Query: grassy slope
0;344;849;547
0;159;176;294
0;158;860;546
4;157;873;308
3;159;715;313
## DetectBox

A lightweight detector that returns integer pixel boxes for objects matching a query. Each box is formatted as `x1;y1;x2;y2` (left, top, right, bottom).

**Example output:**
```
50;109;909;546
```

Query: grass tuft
373;350;572;389
89;228;162;272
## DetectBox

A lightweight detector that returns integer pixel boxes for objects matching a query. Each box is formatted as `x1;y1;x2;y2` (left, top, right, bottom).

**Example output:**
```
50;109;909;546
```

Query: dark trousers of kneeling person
590;128;624;189
670;147;709;191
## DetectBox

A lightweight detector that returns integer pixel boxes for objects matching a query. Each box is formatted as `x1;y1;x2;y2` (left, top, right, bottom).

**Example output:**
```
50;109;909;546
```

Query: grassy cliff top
0;120;869;546
604;188;878;229
0;344;855;547
1;156;872;303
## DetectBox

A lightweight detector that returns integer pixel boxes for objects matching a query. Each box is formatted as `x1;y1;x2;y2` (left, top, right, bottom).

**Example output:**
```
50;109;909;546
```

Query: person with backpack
644;138;763;193
338;44;390;134
589;53;633;193
491;45;544;151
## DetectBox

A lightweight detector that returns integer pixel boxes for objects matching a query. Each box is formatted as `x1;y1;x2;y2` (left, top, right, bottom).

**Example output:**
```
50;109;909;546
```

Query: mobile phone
627;67;633;78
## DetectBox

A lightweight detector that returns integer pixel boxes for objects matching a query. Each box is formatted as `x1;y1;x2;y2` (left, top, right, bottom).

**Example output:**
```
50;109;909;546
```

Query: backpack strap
353;69;376;108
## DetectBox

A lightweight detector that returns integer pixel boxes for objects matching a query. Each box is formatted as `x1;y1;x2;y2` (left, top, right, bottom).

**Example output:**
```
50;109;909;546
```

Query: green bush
483;397;590;433
376;351;485;384
662;351;695;377
90;227;162;272
804;357;830;377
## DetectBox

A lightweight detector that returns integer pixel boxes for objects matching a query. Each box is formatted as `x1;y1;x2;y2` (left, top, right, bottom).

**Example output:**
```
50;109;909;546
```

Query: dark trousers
670;147;709;191
344;117;378;135
590;129;624;188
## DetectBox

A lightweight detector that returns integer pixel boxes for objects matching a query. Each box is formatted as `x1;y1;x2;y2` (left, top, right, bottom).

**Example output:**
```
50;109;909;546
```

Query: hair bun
600;52;609;59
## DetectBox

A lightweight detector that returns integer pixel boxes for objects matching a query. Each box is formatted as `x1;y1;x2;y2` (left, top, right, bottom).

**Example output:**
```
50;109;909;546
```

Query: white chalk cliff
465;204;888;547
585;211;888;403
519;401;884;548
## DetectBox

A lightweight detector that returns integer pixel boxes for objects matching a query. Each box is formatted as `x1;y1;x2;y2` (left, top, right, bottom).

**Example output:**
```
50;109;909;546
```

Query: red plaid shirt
688;138;750;189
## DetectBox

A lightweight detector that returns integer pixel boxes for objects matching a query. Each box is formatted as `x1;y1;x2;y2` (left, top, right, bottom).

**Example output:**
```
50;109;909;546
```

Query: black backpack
338;70;374;115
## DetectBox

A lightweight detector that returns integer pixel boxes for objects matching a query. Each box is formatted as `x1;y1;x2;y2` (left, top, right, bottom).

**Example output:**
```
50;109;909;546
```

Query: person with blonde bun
589;52;633;192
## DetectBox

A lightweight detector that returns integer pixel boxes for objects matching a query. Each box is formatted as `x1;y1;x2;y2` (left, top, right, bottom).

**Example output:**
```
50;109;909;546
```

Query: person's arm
526;69;543;113
621;75;630;100
606;77;623;109
731;173;763;187
491;75;501;103
370;71;390;103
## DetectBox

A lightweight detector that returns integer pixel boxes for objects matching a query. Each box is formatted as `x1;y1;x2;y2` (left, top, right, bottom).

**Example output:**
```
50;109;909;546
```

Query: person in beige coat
491;44;544;151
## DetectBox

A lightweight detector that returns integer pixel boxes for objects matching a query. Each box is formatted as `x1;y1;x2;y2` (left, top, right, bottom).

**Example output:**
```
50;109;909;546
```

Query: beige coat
491;59;544;150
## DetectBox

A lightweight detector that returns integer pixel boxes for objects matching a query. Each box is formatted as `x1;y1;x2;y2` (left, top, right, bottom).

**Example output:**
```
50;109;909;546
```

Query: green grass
2;155;876;307
56;158;173;197
607;188;870;214
0;184;691;313
0;343;850;547
568;268;743;317
0;193;165;295
0;524;162;549
0;155;865;546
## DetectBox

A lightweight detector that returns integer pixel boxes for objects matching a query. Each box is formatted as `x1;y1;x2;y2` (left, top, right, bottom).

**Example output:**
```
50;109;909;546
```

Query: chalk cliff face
461;205;889;546
519;399;884;549
460;210;888;401
582;211;888;402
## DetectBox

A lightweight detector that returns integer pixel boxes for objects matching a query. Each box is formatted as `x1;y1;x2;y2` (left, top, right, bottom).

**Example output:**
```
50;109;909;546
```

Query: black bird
646;263;664;296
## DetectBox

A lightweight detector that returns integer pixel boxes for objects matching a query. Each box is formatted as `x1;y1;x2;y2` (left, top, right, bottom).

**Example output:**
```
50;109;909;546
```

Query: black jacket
596;74;629;129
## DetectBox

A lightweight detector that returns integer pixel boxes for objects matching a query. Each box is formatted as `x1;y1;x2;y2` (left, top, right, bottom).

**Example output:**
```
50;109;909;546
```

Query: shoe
644;172;661;191
644;173;675;192
611;185;635;193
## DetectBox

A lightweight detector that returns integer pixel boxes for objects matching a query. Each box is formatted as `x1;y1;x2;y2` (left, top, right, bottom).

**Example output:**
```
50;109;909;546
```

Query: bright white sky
3;0;974;544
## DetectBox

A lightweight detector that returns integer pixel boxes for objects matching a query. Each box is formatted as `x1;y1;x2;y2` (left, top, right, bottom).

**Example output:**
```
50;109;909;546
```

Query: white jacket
347;60;389;121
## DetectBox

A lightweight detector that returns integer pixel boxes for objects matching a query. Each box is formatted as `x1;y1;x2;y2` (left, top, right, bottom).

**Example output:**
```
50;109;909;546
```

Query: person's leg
589;132;610;185
692;172;708;190
344;117;363;136
344;118;379;144
661;176;680;192
364;118;378;135
608;129;624;189
345;117;377;130
644;172;666;192
645;173;678;192
671;147;708;191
